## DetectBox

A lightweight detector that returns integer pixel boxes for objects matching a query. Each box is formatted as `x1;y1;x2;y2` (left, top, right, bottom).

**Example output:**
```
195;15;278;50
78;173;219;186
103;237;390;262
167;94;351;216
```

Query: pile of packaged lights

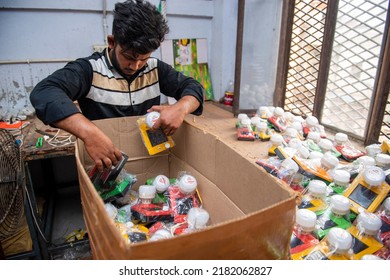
237;106;390;260
87;111;210;244
89;163;209;244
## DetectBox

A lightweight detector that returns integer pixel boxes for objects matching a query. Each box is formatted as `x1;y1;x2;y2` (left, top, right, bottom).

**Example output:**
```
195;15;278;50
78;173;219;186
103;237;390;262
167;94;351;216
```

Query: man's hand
54;113;122;172
147;95;200;135
148;104;185;136
82;127;123;172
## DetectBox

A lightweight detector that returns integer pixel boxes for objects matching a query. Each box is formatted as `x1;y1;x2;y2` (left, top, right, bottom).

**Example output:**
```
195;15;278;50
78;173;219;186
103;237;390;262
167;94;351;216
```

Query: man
30;0;205;171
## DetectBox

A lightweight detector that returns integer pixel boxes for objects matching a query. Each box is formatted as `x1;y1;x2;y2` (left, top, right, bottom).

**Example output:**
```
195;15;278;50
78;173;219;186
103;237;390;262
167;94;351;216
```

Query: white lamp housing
187;207;210;230
138;185;156;204
178;174;198;195
145;111;160;128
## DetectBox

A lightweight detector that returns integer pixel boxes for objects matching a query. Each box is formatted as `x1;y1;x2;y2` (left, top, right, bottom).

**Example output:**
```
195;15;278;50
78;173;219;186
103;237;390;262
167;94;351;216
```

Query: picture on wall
161;38;213;101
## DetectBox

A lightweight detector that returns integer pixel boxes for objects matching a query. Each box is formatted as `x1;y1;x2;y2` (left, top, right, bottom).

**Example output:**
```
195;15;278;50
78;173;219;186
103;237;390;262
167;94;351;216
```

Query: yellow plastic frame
382;140;390;154
343;173;390;213
275;147;332;183
137;120;175;156
291;245;318;260
298;197;328;214
347;225;384;260
299;241;350;260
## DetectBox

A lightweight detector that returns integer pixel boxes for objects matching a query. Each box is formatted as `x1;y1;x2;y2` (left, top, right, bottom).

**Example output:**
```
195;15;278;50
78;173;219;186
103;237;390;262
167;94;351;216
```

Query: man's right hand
54;113;122;172
83;128;123;172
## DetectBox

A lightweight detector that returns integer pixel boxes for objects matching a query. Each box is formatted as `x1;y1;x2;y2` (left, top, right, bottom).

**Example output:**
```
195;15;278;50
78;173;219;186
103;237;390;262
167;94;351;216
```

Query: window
276;0;390;145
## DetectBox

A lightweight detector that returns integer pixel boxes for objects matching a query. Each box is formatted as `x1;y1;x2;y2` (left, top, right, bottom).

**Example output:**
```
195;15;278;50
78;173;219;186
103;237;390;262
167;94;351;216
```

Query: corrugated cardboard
75;103;296;259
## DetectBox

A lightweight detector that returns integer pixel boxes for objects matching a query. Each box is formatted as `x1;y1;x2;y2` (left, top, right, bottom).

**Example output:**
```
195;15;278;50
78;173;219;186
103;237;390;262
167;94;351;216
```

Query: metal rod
0;59;74;65
233;0;245;117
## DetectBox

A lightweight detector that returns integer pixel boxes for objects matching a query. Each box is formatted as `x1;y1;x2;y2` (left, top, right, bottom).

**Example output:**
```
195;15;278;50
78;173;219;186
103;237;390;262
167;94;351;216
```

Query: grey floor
51;189;85;242
49;187;92;259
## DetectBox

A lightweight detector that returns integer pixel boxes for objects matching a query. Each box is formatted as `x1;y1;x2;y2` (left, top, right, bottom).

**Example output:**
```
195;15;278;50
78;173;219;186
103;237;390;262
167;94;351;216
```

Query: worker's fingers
103;157;113;170
147;105;163;113
151;118;162;132
164;128;174;136
111;157;118;167
114;149;123;162
95;160;104;173
95;153;121;172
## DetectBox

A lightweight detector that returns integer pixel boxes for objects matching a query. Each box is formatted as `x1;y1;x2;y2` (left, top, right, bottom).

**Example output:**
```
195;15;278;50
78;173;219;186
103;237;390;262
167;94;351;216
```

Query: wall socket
93;44;107;52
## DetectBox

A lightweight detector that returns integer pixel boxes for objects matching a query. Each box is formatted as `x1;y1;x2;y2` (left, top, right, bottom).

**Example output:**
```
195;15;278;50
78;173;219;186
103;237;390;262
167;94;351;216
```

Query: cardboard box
75;103;296;259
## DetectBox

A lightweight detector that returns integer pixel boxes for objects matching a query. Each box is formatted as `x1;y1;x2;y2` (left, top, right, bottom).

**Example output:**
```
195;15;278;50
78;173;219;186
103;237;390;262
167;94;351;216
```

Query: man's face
109;39;152;76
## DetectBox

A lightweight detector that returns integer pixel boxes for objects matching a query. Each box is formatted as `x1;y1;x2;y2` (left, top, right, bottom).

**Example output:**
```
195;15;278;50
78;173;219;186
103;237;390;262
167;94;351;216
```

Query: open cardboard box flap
75;103;296;259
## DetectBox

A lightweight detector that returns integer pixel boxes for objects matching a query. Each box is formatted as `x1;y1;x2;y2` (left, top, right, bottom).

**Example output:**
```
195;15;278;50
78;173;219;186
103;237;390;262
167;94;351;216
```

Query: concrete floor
49;187;92;260
51;188;85;243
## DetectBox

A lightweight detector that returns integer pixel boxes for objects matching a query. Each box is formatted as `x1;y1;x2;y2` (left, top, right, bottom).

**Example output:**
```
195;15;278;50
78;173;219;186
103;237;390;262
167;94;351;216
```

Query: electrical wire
46;129;76;147
16;124;78;248
24;184;49;243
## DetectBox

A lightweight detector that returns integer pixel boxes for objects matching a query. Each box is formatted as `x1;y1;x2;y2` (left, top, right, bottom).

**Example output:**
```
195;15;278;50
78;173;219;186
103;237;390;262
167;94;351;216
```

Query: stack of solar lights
102;171;210;244
236;106;390;260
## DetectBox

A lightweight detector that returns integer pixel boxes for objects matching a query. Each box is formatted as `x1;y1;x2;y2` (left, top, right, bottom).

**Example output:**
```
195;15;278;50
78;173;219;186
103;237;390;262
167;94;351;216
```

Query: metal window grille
284;0;328;116
321;0;388;139
284;0;388;143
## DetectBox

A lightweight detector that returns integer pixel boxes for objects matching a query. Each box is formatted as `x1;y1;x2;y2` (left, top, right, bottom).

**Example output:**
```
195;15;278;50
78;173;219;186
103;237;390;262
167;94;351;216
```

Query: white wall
0;0;239;119
0;0;280;117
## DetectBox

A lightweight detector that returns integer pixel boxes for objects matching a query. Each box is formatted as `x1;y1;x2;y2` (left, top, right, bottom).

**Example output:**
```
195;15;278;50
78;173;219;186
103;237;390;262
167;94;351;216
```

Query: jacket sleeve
157;60;205;116
30;59;93;125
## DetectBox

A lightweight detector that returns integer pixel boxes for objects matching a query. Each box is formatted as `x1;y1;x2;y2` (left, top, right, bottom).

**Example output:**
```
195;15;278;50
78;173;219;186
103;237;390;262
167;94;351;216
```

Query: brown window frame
234;0;390;145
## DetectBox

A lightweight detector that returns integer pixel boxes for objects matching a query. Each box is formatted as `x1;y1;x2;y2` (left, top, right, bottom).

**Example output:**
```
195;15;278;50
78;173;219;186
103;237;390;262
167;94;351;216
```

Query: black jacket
30;49;204;124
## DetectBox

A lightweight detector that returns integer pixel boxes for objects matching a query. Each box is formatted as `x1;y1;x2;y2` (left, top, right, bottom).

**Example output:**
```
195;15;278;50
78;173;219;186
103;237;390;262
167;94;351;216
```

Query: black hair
113;0;169;54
